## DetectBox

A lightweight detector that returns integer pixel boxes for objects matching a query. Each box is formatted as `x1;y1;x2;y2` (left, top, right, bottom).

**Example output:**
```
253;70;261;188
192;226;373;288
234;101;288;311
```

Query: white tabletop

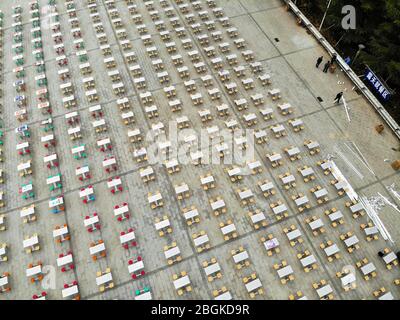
120;231;135;244
233;251;249;264
114;205;129;216
211;199;225;210
245;278;262;293
324;244;339;257
361;262;376;275
84;216;99;227
383;252;397;265
62;285;79;298
300;255;317;268
251;212;266;224
221;223;236;235
23;235;39;248
57;254;73;267
344;235;359;247
96;272;112;286
79;187;94;198
272;204;287;215
316;284;333;298
26;265;42;277
277;265;293;278
173;275;190;290
155;219;170;230
309;219;324;230
53;226;68;238
107;178;121;188
204;262;221;276
135;291;152;300
128;260;144;274
20;206;35;218
214;291;232;300
194;234;209;247
89;243;105;255
164;246;180;259
286;229;301;241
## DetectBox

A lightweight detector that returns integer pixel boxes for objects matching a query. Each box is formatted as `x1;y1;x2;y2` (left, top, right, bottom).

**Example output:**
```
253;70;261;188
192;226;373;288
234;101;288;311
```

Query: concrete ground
0;0;399;300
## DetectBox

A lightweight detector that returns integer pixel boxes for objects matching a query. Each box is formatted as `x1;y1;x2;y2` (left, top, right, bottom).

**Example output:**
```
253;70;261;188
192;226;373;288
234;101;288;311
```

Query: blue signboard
365;68;391;101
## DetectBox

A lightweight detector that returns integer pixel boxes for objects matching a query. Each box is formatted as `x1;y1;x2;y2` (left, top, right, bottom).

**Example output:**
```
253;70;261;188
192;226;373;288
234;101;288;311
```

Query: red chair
120;231;125;236
93;212;97;217
132;241;137;247
70;264;75;270
128;260;133;265
32;295;38;299
132;274;137;279
83;199;88;204
123;244;129;250
64;284;69;289
88;227;93;233
73;281;78;286
85;216;89;219
61;267;66;273
111;189;116;194
137;256;142;261
141;271;145;276
59;253;64;258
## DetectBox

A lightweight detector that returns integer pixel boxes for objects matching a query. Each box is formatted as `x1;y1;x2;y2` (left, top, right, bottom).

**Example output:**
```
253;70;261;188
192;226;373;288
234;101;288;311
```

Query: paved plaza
0;0;399;300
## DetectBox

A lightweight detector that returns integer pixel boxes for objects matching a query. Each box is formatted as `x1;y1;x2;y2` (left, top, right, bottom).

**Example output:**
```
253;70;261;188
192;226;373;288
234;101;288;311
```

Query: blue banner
365;68;391;101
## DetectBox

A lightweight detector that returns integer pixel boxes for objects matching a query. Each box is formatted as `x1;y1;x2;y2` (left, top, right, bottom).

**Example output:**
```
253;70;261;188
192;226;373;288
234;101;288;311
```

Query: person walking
323;61;331;73
316;56;323;68
334;92;343;104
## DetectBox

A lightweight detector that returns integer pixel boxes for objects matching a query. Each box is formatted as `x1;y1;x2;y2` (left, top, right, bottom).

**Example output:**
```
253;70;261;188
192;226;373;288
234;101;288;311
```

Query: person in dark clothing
330;53;337;64
316;56;323;68
334;92;343;104
323;61;331;73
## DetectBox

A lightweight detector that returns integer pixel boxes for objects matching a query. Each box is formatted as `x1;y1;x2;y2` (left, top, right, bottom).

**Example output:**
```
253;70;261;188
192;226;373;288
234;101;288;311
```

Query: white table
164;246;180;259
233;251;249;264
194;234;209;247
173;275;190;290
245;278;262;293
277;265;293;278
204;263;221;276
286;229;301;241
316;284;333;298
84;216;99;228
344;235;359;247
23;235;39;248
96;272;112;286
89;243;105;255
26;265;42;277
128;260;144;274
114;205;129;216
221;223;236;235
214;291;232;300
324;244;339;257
57;254;73;267
300;255;316;268
120;231;135;244
62;285;79;299
360;262;376;276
